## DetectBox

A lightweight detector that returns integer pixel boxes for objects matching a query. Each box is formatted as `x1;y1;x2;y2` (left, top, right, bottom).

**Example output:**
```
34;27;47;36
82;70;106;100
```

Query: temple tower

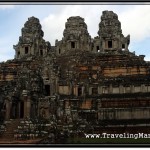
55;16;92;55
93;10;130;52
13;16;51;59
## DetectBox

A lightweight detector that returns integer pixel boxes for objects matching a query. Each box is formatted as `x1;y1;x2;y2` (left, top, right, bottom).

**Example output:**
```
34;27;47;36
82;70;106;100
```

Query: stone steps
1;119;20;140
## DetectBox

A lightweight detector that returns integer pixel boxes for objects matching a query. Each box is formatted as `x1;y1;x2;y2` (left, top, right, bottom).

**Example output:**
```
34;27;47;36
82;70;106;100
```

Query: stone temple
0;10;150;143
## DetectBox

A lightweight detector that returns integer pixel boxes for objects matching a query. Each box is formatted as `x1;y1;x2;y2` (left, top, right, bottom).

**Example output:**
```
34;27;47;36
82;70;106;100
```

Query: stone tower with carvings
55;16;92;55
13;16;51;59
93;10;130;52
99;10;130;51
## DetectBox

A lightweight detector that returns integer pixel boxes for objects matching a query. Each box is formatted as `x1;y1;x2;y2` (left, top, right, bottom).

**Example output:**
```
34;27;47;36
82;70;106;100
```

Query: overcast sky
1;3;150;62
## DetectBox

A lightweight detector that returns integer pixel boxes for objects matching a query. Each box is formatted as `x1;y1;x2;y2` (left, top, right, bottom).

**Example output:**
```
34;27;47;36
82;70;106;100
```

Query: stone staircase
1;119;20;141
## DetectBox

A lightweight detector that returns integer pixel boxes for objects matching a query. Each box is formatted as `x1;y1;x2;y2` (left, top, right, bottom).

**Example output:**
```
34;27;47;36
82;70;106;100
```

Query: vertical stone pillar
102;41;105;50
26;96;31;118
141;84;146;92
23;95;27;118
98;86;102;94
119;85;124;93
109;84;113;93
131;85;134;93
22;90;31;119
5;99;11;120
114;40;117;48
68;42;70;50
50;80;53;95
89;87;92;95
69;82;73;95
24;96;31;118
73;86;75;96
76;41;79;49
55;77;59;94
125;43;128;51
18;102;21;118
82;86;85;96
73;85;78;96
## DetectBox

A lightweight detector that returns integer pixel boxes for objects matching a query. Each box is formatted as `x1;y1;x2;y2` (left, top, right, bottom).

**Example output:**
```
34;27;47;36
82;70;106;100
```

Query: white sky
1;3;150;62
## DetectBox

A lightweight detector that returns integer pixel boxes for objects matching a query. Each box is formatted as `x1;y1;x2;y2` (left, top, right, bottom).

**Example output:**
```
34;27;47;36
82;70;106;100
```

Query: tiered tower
13;16;51;59
93;11;130;52
55;16;92;55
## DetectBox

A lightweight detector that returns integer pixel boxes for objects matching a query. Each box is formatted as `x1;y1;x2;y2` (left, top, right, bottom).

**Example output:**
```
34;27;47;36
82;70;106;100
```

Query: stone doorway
20;101;24;119
10;101;24;119
45;85;50;96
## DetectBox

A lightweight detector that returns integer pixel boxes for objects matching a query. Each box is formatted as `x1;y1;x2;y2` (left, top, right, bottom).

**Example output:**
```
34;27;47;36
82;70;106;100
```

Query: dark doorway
25;47;29;54
108;41;112;48
59;49;61;54
11;103;17;119
78;87;82;96
20;101;24;118
96;46;99;52
40;50;43;56
45;85;50;96
71;42;75;48
122;44;125;49
10;101;24;119
30;103;36;119
18;51;20;57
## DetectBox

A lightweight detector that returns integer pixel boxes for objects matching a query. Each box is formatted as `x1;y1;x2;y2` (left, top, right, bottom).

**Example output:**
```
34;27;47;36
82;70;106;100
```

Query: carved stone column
5;99;11;120
22;90;31;118
26;96;31;118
